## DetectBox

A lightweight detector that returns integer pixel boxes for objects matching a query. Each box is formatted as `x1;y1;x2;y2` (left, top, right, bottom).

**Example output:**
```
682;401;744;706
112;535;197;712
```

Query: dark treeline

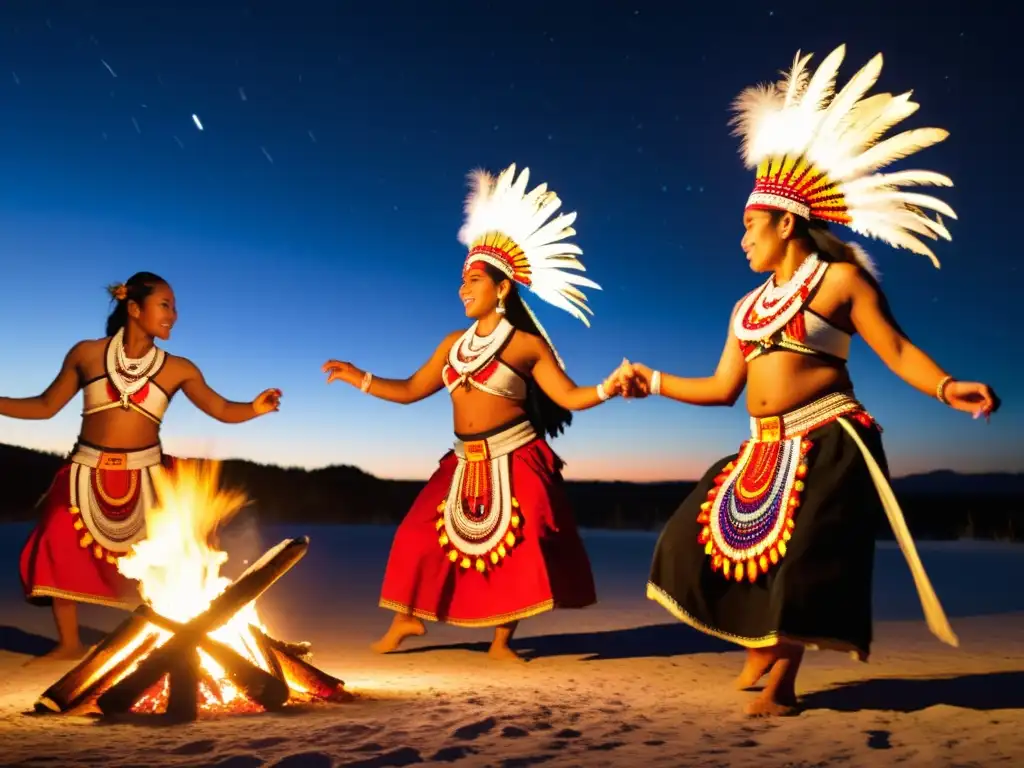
2;442;1022;541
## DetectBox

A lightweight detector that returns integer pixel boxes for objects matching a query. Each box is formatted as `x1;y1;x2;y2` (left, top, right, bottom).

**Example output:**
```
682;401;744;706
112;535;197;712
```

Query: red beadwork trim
106;380;150;405
739;266;820;333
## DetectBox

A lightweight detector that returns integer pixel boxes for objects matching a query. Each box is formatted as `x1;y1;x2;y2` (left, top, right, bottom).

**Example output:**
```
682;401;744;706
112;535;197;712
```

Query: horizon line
1;440;1018;484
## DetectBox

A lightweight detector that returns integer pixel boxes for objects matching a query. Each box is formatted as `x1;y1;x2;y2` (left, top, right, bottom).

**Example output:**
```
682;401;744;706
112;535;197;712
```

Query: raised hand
322;359;362;388
252;388;282;415
943;380;1000;420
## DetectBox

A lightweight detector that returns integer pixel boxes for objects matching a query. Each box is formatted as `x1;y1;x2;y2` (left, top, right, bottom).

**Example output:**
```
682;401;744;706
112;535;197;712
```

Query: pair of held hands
601;359;657;400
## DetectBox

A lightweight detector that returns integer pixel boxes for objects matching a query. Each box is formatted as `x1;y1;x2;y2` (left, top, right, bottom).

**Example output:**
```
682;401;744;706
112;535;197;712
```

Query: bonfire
35;460;349;721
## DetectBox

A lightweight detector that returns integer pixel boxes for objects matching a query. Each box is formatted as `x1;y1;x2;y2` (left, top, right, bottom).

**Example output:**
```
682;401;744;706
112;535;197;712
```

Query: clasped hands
601;359;656;400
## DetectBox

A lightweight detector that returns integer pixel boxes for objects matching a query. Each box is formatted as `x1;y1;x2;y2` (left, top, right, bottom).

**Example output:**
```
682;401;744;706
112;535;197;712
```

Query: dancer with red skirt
324;164;630;660
1;272;282;660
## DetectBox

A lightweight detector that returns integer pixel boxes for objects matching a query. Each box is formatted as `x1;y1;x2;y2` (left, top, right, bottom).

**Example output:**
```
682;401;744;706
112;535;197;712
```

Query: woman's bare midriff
451;387;530;436
76;356;179;451
744;353;854;417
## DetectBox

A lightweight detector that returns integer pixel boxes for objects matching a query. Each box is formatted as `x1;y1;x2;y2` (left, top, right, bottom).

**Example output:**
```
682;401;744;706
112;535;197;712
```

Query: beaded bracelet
935;375;953;404
361;371;373;393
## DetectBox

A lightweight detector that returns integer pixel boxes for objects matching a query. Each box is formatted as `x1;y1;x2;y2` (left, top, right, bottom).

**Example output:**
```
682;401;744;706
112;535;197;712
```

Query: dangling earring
496;295;506;315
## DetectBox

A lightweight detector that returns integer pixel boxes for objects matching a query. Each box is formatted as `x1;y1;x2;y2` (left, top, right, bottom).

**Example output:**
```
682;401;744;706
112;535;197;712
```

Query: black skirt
647;415;888;661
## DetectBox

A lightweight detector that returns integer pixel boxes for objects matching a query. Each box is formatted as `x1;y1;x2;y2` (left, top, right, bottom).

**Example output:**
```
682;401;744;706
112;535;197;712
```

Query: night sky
0;0;1017;481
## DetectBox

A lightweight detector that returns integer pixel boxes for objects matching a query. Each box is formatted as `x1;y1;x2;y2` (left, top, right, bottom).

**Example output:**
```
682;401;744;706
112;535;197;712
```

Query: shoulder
66;337;106;361
163;353;200;377
510;326;543;346
437;329;465;353
824;261;879;300
508;328;548;360
731;286;759;318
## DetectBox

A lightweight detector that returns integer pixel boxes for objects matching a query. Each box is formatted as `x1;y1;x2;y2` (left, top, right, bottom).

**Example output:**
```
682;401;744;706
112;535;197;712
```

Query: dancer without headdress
2;273;281;660
628;45;999;715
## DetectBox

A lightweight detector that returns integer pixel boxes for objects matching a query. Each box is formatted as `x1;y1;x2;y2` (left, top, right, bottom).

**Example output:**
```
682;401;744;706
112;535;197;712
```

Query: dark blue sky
0;0;1017;480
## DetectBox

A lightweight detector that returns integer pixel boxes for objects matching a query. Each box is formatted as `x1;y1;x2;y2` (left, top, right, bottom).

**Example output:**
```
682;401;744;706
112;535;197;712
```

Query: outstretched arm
847;266;950;397
847;264;998;414
178;358;280;423
530;337;624;411
630;302;748;407
0;342;85;420
323;330;462;405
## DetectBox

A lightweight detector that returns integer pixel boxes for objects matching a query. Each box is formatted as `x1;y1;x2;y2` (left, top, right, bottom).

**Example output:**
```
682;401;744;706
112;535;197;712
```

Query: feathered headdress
731;44;956;267
458;163;601;326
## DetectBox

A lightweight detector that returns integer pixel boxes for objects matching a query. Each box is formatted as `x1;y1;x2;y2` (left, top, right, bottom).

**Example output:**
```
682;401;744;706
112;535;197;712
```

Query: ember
34;460;349;721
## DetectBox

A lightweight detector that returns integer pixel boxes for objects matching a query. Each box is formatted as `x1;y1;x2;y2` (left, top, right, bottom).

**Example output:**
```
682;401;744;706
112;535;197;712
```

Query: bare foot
23;643;87;666
734;649;776;690
487;643;526;663
370;616;426;654
744;693;799;717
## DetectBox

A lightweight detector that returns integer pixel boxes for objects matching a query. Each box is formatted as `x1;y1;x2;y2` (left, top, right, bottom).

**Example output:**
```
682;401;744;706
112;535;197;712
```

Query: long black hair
482;264;573;440
105;272;168;337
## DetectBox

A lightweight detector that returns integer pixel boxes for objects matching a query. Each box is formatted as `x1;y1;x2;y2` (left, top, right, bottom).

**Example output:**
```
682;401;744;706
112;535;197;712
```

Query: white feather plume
458;163;601;326
731;44;956;267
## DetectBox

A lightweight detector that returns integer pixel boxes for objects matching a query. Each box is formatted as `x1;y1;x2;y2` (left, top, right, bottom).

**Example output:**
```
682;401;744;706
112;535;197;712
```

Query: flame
114;459;276;713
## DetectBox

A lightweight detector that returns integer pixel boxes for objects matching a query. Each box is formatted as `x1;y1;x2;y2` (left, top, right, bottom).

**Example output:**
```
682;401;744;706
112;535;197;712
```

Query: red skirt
379;436;596;626
19;453;175;609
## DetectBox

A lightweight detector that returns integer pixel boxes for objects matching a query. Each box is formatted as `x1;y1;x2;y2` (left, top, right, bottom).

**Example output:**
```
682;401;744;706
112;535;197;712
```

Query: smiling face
128;282;177;341
741;208;796;273
459;264;510;320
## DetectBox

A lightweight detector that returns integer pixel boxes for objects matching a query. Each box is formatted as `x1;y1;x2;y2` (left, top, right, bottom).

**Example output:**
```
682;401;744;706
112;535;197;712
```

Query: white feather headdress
458;163;601;326
731;44;956;267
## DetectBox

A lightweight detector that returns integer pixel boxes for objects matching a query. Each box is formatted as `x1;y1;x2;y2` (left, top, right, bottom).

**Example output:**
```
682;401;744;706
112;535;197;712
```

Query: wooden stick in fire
97;537;309;716
250;626;350;702
35;613;158;713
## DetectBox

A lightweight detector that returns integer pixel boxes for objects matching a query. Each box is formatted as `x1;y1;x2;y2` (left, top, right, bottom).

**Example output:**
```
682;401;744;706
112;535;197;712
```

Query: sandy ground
1;523;1023;767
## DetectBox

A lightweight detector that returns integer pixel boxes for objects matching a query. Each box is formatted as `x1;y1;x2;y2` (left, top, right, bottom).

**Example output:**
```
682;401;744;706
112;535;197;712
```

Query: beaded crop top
82;376;170;425
81;337;170;426
442;319;529;402
733;254;852;364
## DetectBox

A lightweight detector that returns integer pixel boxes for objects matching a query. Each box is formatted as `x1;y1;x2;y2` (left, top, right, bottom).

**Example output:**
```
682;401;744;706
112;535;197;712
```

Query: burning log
165;647;201;722
250;626;350;703
97;537;310;716
35;613;159;714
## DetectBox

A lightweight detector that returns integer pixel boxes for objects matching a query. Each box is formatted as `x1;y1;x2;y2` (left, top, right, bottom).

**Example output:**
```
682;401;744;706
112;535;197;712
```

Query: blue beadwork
716;440;797;554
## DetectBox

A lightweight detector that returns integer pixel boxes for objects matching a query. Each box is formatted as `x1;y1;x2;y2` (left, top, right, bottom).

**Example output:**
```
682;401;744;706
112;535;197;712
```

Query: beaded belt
454;418;537;463
72;443;164;471
749;390;863;442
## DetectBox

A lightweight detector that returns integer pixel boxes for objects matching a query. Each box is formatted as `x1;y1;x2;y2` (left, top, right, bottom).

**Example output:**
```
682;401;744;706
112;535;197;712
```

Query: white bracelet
596;382;610;401
651;370;662;396
360;371;373;393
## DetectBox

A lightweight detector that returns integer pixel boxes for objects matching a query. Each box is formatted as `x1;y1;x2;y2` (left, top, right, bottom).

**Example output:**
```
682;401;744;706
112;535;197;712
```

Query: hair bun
107;283;128;301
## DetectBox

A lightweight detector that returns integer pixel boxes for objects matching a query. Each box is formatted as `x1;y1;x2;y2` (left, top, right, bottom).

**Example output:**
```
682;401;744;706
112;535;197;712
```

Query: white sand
1;523;1023;767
